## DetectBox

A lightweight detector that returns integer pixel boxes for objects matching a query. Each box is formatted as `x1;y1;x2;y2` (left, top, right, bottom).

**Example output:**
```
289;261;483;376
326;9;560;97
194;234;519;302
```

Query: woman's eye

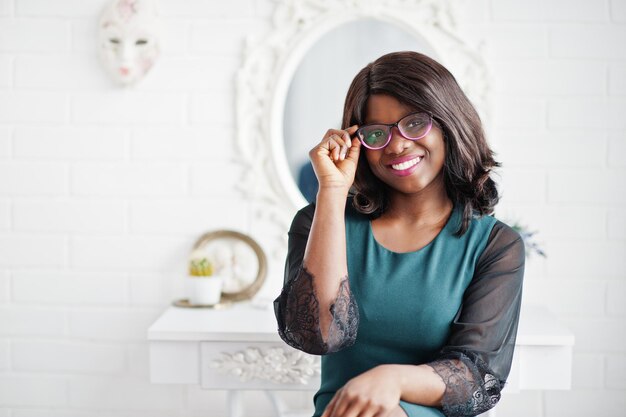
366;130;383;143
136;39;148;45
109;38;120;44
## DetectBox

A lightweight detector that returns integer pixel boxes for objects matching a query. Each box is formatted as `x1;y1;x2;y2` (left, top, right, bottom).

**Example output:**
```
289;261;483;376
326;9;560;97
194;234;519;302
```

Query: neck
384;178;453;227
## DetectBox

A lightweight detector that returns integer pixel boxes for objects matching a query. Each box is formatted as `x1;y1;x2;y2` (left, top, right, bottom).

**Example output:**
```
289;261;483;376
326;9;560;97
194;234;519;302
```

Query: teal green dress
275;200;525;417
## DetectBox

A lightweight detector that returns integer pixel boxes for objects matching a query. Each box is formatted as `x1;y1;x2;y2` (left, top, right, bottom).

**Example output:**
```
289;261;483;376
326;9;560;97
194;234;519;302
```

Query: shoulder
289;203;315;235
489;219;524;248
478;219;526;269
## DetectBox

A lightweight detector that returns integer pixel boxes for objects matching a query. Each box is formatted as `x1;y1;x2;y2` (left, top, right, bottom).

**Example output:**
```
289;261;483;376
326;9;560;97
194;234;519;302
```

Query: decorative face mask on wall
98;0;161;87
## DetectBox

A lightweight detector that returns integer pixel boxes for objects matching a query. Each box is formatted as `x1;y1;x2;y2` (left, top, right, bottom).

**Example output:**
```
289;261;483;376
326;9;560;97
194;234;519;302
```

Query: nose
118;40;134;64
384;126;410;154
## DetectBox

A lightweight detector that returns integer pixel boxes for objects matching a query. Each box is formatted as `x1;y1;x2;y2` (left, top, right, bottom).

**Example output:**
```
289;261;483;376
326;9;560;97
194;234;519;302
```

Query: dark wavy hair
342;51;501;237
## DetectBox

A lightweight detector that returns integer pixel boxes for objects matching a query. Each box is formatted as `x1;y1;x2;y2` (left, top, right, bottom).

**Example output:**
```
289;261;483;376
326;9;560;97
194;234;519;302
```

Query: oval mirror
282;18;439;205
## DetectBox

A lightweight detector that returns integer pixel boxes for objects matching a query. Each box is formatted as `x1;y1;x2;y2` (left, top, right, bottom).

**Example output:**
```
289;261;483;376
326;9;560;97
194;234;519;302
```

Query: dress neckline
368;203;458;255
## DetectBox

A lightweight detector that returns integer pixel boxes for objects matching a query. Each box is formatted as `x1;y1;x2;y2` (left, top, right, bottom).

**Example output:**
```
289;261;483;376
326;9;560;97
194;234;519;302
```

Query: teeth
391;156;422;171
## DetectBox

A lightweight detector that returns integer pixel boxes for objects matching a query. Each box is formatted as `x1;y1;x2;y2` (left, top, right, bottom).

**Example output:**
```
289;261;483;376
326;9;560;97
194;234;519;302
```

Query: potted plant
187;256;223;306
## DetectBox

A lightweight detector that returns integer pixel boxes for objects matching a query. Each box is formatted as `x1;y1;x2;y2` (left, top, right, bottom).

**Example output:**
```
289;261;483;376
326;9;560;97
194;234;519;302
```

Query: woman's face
363;94;446;196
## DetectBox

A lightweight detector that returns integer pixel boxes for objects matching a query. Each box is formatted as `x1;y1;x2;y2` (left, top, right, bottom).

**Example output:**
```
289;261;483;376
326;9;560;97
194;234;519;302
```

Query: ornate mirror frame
235;0;491;262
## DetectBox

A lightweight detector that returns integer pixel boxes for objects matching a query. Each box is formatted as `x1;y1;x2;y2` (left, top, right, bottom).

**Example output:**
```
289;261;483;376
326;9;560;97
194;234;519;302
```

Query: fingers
327;390;350;417
345;136;361;163
327;133;348;161
326;132;350;161
320;391;339;417
324;125;358;162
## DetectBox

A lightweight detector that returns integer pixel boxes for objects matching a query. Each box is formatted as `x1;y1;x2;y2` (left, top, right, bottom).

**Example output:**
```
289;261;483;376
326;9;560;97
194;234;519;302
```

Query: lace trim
276;266;359;355
428;349;504;417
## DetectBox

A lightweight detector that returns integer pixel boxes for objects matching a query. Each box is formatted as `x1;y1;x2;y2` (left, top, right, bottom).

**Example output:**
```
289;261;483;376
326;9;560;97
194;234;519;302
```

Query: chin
379;171;443;196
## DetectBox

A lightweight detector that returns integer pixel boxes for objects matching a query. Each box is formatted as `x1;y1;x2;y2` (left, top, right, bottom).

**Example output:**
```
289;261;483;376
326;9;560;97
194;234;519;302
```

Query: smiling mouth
390;156;423;171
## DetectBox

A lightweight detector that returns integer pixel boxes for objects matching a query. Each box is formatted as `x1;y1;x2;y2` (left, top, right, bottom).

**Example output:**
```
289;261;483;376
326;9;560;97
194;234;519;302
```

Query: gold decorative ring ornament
190;230;267;302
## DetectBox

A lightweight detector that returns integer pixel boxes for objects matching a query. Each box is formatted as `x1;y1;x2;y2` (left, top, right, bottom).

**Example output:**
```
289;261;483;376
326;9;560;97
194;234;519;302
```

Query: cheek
100;49;121;70
436;143;447;166
139;48;158;65
364;149;381;168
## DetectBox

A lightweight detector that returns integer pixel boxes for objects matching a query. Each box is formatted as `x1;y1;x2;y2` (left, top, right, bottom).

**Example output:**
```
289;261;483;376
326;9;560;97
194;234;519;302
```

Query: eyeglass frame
355;111;434;150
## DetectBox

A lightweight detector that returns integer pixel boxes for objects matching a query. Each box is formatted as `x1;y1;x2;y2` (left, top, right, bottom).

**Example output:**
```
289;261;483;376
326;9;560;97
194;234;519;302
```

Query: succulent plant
189;257;215;277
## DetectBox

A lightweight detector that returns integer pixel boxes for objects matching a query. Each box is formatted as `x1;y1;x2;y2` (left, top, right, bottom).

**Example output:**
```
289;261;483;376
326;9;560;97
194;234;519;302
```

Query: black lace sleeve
426;221;525;417
273;203;359;355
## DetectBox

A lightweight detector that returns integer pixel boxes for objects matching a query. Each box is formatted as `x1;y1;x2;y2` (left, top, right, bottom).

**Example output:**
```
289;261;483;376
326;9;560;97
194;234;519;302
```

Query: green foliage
189;257;214;277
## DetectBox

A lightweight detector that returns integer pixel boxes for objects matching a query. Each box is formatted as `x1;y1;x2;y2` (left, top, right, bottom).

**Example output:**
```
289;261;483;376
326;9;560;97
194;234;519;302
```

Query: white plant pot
187;275;223;306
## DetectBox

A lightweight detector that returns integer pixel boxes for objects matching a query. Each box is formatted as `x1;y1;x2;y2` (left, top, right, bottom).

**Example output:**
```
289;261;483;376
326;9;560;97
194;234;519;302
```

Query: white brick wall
130;126;235;159
613;0;626;22
0;307;66;336
15;0;104;16
545;390;626;417
13;200;126;232
70;235;189;269
0;128;10;157
0;56;11;88
550;25;626;58
71;92;185;124
571;353;605;389
12;271;128;305
0;271;8;303
68;309;162;341
68;375;184;410
0;235;66;267
158;0;256;18
0;376;68;406
0;339;9;370
0;19;69;52
492;60;607;95
189;19;270;54
71;162;187;196
14;126;127;159
0;92;68;122
0;161;68;195
0;0;624;416
606;354;626;389
0;199;9;230
15;55;111;90
11;340;126;373
0;0;13;16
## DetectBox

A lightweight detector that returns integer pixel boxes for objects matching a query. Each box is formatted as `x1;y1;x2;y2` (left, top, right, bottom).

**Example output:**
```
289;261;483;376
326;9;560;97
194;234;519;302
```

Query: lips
383;154;425;177
391;156;423;171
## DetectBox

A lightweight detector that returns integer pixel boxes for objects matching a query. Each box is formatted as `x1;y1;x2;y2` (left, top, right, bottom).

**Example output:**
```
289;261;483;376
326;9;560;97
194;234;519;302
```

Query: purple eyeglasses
355;112;433;150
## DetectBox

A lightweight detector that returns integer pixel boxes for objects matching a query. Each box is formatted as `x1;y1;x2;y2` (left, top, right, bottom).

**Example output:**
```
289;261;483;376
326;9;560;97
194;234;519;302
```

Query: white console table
147;301;574;417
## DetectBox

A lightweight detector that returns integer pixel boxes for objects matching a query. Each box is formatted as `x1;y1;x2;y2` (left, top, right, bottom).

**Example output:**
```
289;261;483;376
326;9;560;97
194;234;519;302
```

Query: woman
273;51;525;417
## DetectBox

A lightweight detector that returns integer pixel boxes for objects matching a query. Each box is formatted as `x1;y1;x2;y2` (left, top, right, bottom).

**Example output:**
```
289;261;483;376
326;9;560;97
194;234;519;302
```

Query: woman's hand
309;125;361;195
321;365;404;417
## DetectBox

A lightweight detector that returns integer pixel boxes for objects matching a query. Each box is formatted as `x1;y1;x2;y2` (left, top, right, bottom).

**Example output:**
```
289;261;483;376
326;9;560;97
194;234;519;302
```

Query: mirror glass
283;18;438;203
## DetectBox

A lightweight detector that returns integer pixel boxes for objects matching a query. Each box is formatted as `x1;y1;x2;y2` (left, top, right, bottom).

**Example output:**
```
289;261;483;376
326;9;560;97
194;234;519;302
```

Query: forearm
302;188;350;340
384;364;446;407
386;354;504;417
